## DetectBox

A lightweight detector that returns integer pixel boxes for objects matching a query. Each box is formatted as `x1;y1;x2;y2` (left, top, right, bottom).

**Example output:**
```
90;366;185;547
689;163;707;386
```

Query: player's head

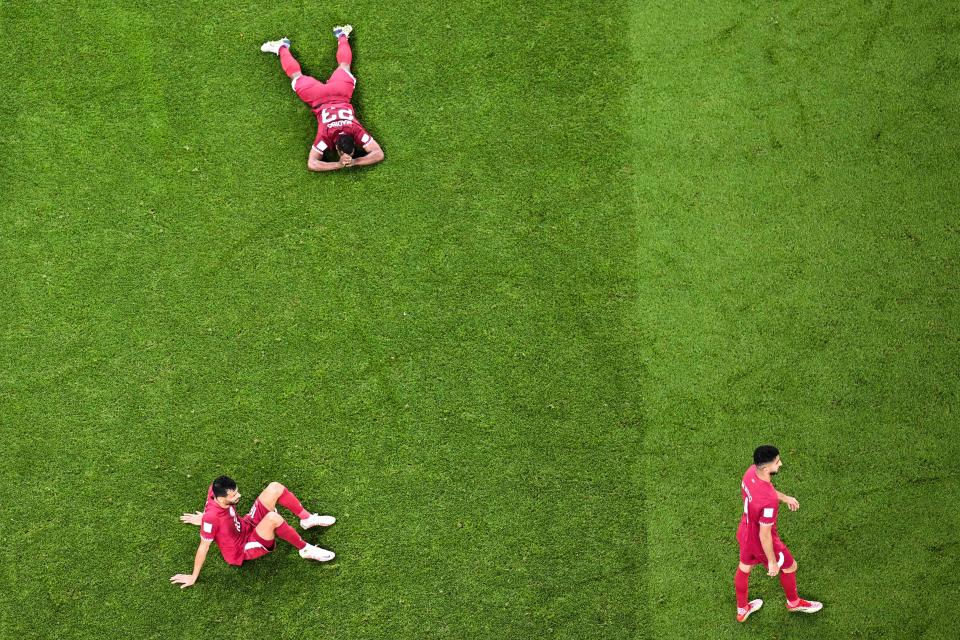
753;445;782;474
335;133;356;158
211;475;241;505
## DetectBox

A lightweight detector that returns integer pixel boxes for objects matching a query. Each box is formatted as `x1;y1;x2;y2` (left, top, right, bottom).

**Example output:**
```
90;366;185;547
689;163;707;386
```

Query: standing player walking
734;445;823;622
261;26;384;172
171;476;336;588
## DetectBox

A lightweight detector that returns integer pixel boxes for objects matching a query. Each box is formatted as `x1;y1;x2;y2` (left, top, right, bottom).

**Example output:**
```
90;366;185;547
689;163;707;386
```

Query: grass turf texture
0;1;956;640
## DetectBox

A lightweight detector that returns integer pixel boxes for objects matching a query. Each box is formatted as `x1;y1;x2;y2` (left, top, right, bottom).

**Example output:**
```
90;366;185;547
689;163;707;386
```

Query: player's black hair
211;475;237;498
753;445;780;466
335;133;356;156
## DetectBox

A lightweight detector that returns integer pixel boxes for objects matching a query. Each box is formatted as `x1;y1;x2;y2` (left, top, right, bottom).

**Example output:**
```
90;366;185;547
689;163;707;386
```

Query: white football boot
300;513;336;530
333;25;353;39
786;598;823;614
736;599;763;623
299;543;335;562
260;37;291;54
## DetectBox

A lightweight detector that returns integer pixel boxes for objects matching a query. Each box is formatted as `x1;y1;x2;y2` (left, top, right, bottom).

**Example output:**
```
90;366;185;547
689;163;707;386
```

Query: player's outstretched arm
171;539;212;589
307;147;345;172
776;491;799;511
351;140;384;167
180;511;203;525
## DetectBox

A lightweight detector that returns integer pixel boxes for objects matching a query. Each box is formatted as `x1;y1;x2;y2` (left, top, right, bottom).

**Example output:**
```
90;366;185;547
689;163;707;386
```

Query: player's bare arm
758;524;779;577
180;511;203;525
350;139;384;167
776;490;800;511
307;147;346;172
171;538;211;589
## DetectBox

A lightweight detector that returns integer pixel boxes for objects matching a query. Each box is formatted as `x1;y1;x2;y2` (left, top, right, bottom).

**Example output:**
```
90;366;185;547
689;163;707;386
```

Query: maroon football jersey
736;464;781;555
200;486;250;566
310;101;375;153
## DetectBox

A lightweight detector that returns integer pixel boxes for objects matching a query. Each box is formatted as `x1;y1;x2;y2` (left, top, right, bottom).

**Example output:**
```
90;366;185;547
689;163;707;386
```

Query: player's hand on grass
767;560;780;577
783;496;799;511
339;155;353;167
170;573;197;589
180;511;203;526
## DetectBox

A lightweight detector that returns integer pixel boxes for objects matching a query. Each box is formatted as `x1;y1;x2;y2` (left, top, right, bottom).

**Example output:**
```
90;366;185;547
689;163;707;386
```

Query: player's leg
332;25;353;72
257;482;336;529
735;548;765;623
261;37;298;77
254;511;335;561
322;26;357;102
735;562;762;622
779;552;823;613
278;45;303;82
260;38;312;94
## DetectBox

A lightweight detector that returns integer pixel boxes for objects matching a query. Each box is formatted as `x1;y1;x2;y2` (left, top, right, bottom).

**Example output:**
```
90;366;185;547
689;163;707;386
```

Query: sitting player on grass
170;476;335;589
261;25;384;173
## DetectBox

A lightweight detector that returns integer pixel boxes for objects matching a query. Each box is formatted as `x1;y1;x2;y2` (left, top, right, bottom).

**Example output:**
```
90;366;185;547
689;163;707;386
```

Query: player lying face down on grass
733;445;823;622
170;476;336;588
261;25;384;173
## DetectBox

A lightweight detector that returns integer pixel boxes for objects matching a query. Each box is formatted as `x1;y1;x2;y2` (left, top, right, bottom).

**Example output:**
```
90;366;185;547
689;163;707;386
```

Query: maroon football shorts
294;67;356;106
739;538;795;569
239;498;276;563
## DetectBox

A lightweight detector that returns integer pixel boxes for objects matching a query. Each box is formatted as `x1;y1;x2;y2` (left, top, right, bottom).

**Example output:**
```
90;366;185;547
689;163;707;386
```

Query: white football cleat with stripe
736;599;763;623
333;25;353;39
260;38;291;54
787;599;823;614
299;543;335;562
300;513;336;529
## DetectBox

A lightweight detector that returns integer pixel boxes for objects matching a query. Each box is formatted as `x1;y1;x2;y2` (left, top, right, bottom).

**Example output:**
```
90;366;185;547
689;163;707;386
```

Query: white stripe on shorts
244;541;268;552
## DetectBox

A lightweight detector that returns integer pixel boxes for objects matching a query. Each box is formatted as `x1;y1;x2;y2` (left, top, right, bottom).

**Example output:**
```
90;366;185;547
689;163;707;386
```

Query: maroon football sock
278;487;311;519
279;46;301;78
735;568;750;610
779;570;799;605
336;36;352;65
274;521;307;550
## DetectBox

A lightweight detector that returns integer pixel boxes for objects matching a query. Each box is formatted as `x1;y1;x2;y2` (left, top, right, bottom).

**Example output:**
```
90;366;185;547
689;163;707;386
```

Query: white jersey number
321;107;354;124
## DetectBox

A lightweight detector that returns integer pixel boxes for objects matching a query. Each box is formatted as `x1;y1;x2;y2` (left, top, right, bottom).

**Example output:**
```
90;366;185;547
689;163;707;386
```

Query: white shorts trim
244;541;268;552
291;75;300;91
341;67;357;84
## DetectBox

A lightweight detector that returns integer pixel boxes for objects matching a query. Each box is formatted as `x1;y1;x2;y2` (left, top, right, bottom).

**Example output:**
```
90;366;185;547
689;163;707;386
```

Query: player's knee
783;560;798;573
266;511;284;526
267;481;285;494
738;563;753;574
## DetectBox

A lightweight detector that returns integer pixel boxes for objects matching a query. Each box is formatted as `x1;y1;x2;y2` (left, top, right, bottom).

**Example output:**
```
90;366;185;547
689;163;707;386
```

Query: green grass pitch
1;0;957;638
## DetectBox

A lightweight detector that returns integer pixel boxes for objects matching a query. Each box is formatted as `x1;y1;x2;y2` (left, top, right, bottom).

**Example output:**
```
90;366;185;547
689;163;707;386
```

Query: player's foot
736;599;763;623
299;543;335;562
300;513;336;530
786;598;823;614
333;25;353;39
260;38;291;54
